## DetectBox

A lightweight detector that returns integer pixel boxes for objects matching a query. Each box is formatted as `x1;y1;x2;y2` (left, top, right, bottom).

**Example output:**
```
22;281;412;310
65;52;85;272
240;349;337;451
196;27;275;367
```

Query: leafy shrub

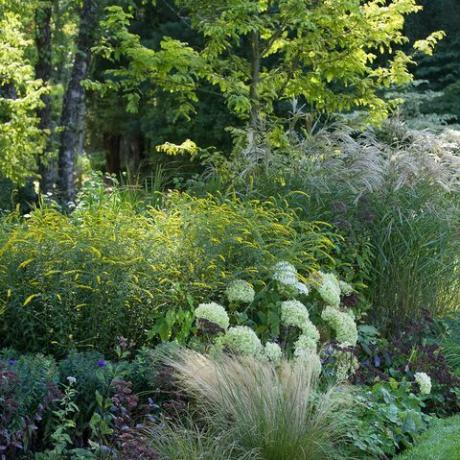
347;380;431;459
0;191;332;354
0;352;60;457
0;347;163;458
395;415;460;460
352;311;460;420
58;350;112;435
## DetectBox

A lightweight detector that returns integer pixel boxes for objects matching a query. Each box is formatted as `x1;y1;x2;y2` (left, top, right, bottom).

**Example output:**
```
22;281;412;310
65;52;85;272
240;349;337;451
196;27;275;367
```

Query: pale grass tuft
163;349;353;460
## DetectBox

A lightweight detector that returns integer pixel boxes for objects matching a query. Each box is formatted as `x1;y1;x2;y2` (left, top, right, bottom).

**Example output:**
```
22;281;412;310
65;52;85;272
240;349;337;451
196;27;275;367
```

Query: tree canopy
0;0;450;197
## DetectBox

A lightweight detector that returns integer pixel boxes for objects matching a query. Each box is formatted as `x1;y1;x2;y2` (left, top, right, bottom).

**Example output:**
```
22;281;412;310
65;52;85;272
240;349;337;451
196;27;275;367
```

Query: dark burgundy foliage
342;293;359;307
155;365;188;417
109;379;159;459
0;366;61;459
353;310;460;414
196;318;225;335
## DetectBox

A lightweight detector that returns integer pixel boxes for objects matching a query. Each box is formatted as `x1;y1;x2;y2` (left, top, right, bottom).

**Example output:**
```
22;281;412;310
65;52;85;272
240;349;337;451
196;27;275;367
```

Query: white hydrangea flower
264;342;283;364
338;280;354;296
295;282;310;296
293;339;322;376
310;352;323;376
219;326;264;357
273;261;298;285
301;318;320;344
294;334;317;356
273;261;310;296
415;372;432;395
334;350;359;382
194;302;230;331
281;300;310;330
321;306;358;347
226;279;255;304
316;272;341;307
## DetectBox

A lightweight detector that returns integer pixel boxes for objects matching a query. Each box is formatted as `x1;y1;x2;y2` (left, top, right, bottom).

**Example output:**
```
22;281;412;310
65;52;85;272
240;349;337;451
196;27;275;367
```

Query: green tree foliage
405;0;460;120
95;0;443;132
0;1;46;184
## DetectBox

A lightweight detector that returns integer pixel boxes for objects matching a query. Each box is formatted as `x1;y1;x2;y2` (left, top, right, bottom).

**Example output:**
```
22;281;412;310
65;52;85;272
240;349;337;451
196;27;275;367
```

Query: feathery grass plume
215;113;460;328
165;349;353;460
152;416;255;460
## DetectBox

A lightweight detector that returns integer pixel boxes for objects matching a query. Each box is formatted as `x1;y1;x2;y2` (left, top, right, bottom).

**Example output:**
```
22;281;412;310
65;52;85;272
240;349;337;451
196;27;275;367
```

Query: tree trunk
35;1;55;194
103;133;122;175
57;0;99;206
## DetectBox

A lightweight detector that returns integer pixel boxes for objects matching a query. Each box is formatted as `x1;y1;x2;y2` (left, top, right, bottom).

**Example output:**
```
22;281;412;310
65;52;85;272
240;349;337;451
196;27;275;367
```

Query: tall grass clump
218;118;460;328
0;190;332;355
156;350;352;460
153;419;255;460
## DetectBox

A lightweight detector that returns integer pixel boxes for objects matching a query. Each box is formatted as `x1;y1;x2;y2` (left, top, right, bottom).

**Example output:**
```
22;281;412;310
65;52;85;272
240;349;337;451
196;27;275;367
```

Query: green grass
396;416;460;460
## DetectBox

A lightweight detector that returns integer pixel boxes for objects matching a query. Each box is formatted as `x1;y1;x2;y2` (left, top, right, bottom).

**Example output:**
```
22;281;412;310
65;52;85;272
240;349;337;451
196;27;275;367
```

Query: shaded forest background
2;0;460;207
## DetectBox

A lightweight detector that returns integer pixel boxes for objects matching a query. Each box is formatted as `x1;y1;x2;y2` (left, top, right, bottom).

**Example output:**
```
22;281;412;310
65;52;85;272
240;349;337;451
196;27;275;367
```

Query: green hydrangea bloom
316;272;341;307
293;337;322;376
264;342;283;364
219;326;263;357
294;334;317;354
339;280;354;296
226;279;255;304
194;302;230;330
334;350;359;382
415;372;432;395
273;261;310;295
281;300;310;330
301;318;320;344
321;306;358;347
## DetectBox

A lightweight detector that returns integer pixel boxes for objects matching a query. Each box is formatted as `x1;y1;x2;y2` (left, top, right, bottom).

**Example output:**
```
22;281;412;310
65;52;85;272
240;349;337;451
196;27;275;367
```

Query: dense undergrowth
0;190;333;355
1;116;460;459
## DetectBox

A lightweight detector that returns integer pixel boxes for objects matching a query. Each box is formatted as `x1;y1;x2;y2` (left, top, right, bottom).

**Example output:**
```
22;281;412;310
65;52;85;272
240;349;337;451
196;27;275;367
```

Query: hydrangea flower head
264;342;283;364
321;306;358;347
334;350;359;382
219;326;263;357
226;279;255;304
273;261;310;296
293;338;322;376
415;372;432;395
273;261;298;285
301;318;320;344
294;334;317;356
315;272;341;307
339;280;354;296
195;302;230;331
281;300;310;330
